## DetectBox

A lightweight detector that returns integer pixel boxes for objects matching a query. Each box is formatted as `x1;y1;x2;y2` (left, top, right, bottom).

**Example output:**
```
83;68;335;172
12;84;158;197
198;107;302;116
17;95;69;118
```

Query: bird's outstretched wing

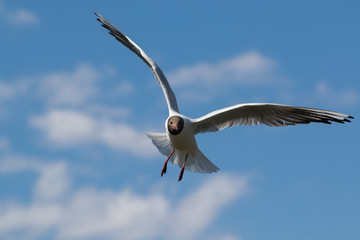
95;13;179;114
192;103;353;134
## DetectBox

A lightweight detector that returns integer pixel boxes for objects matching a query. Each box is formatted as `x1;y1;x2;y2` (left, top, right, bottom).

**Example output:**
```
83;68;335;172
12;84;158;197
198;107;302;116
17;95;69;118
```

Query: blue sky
0;1;359;239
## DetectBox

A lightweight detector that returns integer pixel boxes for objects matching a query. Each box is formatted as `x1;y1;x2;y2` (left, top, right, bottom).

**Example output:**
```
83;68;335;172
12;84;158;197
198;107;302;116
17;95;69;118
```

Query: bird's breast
167;127;197;153
168;133;197;153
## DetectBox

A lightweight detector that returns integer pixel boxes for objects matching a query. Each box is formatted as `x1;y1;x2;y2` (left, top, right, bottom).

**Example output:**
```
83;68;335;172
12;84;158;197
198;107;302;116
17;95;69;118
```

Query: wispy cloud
0;156;70;202
0;1;38;26
278;80;359;108
30;109;155;157
168;174;249;239
166;51;284;103
208;235;241;240
37;64;100;107
0;63;144;157
169;51;277;87
314;81;358;107
0;79;29;99
166;51;358;108
0;63;134;108
0;157;250;240
0;137;9;151
5;8;38;26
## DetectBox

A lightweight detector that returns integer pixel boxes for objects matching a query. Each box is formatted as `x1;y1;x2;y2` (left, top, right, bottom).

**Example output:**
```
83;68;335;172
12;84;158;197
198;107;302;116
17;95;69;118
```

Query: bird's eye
170;121;173;124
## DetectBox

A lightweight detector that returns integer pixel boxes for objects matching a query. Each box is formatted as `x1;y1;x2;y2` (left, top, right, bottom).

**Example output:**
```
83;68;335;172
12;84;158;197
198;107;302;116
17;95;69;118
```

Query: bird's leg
161;148;175;177
178;154;188;182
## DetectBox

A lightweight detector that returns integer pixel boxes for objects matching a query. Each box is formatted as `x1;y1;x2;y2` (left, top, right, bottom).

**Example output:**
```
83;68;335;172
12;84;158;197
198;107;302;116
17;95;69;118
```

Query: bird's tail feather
173;149;219;174
145;132;172;157
187;149;219;174
145;132;219;174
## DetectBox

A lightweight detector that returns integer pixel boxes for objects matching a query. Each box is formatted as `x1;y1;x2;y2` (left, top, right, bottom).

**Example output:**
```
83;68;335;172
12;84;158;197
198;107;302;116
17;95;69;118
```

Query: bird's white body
146;114;219;174
96;13;353;180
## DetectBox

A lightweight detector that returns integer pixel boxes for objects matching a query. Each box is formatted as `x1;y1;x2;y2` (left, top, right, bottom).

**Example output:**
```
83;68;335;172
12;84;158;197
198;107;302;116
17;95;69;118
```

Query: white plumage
95;13;353;181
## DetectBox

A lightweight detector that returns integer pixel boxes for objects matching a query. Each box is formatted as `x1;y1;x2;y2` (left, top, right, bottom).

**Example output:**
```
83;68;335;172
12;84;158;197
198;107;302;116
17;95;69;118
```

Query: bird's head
167;116;184;135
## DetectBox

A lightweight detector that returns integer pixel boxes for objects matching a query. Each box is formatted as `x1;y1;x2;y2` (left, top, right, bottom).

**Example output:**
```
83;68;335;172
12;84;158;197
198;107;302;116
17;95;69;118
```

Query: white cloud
314;81;358;107
166;51;283;103
0;79;29;99
30;110;97;145
210;235;241;240
110;81;135;97
57;188;169;240
0;64;148;157
0;64;118;107
0;137;10;151
30;109;156;157
0;157;250;240
167;51;358;107
100;122;154;156
0;2;38;26
0;81;15;99
280;81;359;108
5;8;38;26
0;155;44;173
168;51;277;87
0;204;63;239
168;174;249;240
85;104;131;119
37;64;100;107
0;156;69;202
34;161;70;202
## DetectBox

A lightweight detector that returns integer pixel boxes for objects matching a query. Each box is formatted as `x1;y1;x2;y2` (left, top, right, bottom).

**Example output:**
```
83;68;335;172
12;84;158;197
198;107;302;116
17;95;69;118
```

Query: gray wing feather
95;13;179;114
193;103;353;134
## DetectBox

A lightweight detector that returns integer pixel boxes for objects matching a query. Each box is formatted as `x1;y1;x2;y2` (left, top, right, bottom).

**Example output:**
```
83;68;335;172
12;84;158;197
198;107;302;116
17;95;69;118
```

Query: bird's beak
173;125;178;131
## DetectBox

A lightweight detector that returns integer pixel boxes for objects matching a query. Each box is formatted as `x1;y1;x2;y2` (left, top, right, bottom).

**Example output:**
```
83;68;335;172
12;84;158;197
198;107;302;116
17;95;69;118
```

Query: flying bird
95;13;353;181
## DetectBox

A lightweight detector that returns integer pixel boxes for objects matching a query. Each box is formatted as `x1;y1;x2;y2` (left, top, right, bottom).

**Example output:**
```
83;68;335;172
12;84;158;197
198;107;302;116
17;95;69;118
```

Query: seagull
95;13;353;181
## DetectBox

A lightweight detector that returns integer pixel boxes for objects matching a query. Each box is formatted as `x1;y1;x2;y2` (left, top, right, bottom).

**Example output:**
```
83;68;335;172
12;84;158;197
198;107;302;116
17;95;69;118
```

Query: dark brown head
167;116;184;135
